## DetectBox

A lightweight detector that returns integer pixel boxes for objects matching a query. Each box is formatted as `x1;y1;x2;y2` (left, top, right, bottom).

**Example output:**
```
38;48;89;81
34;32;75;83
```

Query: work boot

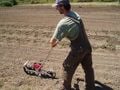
85;86;95;90
59;84;73;90
60;88;74;90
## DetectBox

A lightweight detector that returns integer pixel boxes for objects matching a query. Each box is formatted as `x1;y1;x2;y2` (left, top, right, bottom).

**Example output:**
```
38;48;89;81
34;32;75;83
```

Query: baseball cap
52;0;70;7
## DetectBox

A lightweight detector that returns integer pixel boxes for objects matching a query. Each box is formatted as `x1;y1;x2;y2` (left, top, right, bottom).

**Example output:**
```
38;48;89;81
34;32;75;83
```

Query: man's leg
81;52;95;90
62;50;80;90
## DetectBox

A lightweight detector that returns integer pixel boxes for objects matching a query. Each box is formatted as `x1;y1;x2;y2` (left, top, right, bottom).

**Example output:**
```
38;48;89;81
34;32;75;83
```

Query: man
50;0;95;90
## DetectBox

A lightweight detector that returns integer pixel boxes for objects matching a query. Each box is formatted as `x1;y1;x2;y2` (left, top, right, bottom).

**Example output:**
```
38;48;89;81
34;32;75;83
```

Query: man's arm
49;38;59;47
50;22;65;47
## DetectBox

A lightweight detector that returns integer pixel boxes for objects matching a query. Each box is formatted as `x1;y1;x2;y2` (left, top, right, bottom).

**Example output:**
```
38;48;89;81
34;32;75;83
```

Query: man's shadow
73;78;113;90
94;80;113;90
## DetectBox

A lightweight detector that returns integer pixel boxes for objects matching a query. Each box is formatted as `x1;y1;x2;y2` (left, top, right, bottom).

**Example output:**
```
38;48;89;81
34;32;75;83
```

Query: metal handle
44;47;53;61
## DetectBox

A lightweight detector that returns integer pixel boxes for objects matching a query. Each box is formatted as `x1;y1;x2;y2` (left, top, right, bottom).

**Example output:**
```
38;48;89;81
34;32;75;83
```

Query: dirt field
0;5;120;90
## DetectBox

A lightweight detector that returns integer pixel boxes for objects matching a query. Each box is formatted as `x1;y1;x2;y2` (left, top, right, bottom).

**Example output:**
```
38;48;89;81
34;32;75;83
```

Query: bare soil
0;5;120;90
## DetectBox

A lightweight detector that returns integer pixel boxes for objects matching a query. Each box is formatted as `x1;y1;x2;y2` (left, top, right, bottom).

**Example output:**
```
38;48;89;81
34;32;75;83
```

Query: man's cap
52;0;70;7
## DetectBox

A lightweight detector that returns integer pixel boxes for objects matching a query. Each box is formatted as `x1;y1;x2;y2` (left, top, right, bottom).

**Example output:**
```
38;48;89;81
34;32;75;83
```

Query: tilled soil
0;5;120;90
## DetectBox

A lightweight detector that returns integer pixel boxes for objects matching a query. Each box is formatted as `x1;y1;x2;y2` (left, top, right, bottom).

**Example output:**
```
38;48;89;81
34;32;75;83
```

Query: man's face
56;5;64;14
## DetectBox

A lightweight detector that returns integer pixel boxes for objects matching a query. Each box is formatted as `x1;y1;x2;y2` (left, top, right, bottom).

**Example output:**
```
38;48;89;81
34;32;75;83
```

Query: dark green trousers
62;49;95;90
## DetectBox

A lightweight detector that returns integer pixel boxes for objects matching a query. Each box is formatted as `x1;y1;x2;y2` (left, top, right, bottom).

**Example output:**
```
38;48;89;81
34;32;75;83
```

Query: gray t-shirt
52;11;81;41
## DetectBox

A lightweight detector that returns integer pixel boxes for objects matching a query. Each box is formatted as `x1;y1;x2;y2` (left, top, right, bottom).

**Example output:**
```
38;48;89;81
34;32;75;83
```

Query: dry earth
0;5;120;90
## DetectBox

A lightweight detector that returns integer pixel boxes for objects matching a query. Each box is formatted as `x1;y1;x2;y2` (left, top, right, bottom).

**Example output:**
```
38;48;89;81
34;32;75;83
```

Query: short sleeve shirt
52;11;81;41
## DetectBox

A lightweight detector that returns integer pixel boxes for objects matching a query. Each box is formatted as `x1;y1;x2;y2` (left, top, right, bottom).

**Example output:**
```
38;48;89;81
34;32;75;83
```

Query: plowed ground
0;5;120;90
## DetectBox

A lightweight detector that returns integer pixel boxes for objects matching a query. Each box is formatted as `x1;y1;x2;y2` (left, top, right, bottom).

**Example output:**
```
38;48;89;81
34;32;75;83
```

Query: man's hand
49;38;59;47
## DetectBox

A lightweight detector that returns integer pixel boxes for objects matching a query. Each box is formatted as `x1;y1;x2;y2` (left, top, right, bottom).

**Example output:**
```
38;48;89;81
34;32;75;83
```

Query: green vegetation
77;0;117;2
16;0;55;4
17;0;118;3
0;1;13;7
0;0;119;7
0;0;17;7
